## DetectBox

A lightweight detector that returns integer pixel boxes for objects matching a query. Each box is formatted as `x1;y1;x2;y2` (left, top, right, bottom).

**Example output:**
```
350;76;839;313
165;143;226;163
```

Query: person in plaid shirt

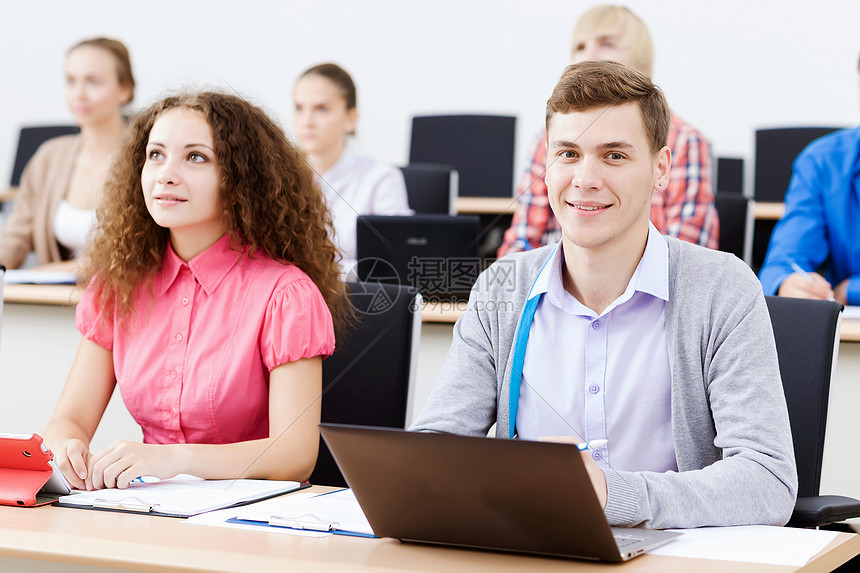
498;5;718;257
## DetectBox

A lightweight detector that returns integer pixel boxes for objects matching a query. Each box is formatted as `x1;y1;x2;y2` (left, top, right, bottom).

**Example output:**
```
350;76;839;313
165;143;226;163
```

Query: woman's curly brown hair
79;90;349;333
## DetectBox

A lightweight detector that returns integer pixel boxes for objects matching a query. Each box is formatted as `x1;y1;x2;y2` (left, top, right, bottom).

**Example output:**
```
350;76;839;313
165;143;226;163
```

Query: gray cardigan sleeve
410;290;504;436
603;247;798;529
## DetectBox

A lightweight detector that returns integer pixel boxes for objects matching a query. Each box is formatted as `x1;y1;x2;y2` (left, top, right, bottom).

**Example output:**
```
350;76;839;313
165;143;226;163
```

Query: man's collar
531;223;669;314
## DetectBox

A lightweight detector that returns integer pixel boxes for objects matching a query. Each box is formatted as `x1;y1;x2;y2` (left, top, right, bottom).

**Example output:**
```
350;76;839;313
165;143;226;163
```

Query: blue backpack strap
508;295;540;438
507;246;557;438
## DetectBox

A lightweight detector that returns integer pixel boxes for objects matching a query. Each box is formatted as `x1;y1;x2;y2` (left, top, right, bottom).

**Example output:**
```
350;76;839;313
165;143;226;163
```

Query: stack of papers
57;475;304;517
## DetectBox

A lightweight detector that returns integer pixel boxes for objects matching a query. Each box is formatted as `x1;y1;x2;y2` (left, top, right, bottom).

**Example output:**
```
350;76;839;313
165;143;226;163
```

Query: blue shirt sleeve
758;151;831;295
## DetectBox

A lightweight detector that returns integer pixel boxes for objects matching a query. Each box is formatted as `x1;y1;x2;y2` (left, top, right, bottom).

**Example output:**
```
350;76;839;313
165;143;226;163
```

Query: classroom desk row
1;486;859;572
455;196;786;220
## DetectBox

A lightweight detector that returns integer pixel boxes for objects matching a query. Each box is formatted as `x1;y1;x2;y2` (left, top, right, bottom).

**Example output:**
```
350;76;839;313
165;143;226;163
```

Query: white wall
1;0;859;190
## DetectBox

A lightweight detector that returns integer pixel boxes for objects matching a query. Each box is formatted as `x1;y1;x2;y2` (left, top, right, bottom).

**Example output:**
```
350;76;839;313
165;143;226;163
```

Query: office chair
714;193;751;263
409;115;516;198
752;127;843;203
750;126;843;270
399;163;459;215
9;125;80;187
715;156;744;195
310;282;422;487
764;296;860;527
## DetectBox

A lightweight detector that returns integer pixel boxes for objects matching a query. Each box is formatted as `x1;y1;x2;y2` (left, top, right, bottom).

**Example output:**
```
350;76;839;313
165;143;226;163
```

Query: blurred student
498;5;717;257
0;37;135;270
293;63;411;274
759;54;860;305
43;92;348;490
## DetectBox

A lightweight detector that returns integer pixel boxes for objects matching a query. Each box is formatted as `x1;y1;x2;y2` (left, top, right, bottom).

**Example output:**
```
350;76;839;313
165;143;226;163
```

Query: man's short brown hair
545;60;670;155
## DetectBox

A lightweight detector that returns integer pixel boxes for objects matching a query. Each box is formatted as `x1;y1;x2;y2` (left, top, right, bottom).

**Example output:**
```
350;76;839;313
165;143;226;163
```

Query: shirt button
592;320;601;330
176;333;183;342
171;370;178;378
589;384;600;394
181;297;189;306
592;450;602;460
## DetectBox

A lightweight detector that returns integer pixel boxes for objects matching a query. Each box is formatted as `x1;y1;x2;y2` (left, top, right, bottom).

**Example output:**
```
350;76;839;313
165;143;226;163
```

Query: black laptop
319;424;681;562
355;214;480;302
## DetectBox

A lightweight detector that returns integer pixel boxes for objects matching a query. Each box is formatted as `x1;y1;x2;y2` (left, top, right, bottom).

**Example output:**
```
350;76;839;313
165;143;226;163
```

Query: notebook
355;214;480;302
56;475;307;518
319;423;681;562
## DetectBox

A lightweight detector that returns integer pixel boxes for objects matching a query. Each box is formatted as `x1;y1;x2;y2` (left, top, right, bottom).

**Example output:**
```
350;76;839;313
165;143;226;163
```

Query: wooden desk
455;196;516;215
753;201;786;221
3;282;80;305
842;318;860;342
1;496;858;572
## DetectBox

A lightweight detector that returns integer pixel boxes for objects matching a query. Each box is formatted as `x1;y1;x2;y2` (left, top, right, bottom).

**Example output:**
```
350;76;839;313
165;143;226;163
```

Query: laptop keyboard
613;535;643;549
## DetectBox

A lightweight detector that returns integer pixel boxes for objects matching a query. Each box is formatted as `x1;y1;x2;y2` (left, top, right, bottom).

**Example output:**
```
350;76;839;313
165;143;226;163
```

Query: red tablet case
0;434;55;507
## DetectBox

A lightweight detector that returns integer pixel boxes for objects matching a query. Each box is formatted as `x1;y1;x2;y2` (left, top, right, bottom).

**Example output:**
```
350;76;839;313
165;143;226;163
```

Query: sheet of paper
4;269;77;284
648;525;838;566
842;305;860;320
186;498;328;538
234;488;374;535
57;474;301;517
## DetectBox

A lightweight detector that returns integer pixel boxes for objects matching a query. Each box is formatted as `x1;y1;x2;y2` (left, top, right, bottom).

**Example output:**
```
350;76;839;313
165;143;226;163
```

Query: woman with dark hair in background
293;63;411;275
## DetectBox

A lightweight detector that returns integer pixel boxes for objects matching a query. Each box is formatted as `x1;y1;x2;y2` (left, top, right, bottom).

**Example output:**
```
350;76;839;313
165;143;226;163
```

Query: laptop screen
355;215;481;303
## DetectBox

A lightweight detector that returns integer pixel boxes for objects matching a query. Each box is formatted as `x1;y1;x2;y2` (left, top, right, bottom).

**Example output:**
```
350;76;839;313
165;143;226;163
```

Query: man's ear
654;146;671;189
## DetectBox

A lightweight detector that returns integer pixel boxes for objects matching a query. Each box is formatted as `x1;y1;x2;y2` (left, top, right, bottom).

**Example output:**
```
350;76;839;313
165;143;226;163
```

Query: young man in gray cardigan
411;61;797;529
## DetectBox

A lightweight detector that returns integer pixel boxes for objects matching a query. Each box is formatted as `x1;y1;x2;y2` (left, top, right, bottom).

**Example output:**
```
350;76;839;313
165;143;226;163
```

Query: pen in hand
790;261;836;301
576;439;608;451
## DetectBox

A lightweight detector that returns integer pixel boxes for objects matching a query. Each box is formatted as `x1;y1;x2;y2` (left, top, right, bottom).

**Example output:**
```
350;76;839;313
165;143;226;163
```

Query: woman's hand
87;441;183;490
52;438;92;490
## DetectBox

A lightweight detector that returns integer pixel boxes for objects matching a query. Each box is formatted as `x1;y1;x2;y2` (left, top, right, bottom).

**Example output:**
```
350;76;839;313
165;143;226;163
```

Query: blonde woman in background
0;37;135;270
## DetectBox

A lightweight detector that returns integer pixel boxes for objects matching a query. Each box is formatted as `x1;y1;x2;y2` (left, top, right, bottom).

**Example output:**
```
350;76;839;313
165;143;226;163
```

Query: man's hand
539;435;608;509
778;272;834;300
833;279;850;305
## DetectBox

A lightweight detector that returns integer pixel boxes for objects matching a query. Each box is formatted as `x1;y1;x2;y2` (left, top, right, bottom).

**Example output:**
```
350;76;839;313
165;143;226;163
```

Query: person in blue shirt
759;55;860;305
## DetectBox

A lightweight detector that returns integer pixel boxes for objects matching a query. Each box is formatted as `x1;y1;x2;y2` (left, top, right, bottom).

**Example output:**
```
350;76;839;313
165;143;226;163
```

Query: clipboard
226;489;376;537
0;433;72;507
56;475;309;518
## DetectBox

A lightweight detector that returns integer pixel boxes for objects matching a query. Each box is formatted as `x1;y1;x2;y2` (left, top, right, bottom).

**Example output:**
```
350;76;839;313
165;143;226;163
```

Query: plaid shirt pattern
498;113;718;256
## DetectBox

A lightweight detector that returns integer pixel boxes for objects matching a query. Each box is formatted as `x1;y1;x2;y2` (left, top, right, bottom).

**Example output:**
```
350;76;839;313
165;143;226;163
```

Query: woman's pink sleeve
261;277;335;371
75;284;115;351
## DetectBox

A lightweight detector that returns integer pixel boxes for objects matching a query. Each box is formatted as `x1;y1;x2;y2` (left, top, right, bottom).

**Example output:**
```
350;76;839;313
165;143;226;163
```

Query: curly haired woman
43;91;349;490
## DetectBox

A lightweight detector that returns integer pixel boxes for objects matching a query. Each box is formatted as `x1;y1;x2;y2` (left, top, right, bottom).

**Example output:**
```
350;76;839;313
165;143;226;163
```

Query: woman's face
64;45;131;127
292;74;358;157
141;108;226;251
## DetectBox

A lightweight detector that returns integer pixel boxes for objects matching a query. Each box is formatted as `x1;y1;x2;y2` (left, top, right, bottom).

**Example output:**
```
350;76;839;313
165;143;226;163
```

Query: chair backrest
752;127;842;202
10;125;81;187
715;156;744;195
714;193;750;262
409;115;516;198
310;281;422;487
399;163;459;215
764;296;843;498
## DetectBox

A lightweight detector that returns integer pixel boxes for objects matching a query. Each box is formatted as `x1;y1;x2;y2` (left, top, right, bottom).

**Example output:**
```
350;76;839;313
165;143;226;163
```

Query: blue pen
790;261;836;301
790;261;812;282
576;439;608;451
